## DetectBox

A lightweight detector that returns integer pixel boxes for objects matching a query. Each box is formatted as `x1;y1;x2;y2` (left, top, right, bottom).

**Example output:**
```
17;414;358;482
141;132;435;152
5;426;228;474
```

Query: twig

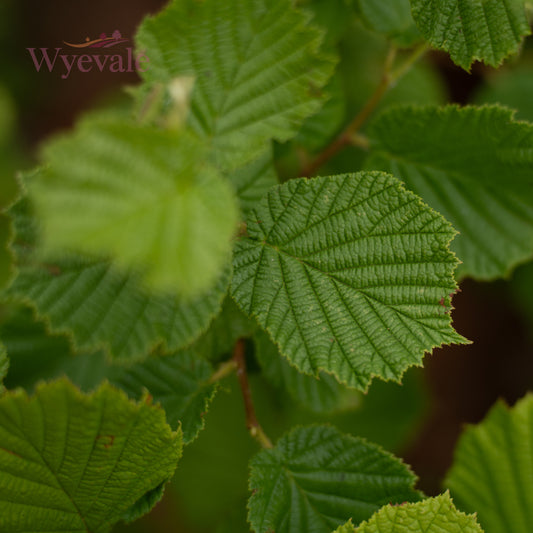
299;43;428;178
233;339;273;449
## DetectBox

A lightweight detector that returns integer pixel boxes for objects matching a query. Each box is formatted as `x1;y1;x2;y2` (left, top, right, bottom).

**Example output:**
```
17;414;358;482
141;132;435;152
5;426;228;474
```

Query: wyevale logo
27;30;149;79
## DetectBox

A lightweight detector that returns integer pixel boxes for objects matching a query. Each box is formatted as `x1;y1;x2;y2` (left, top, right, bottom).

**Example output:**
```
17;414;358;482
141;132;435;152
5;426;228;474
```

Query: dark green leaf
367;104;533;280
248;425;421;532
232;172;465;390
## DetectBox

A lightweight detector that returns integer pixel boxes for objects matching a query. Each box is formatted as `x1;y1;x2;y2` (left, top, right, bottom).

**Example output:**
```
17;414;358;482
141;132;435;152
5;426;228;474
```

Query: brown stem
233;338;273;449
299;44;428;178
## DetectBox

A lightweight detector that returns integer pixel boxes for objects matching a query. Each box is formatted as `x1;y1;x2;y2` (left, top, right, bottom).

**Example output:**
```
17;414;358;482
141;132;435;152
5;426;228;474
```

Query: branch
299;43;428;178
233;338;273;449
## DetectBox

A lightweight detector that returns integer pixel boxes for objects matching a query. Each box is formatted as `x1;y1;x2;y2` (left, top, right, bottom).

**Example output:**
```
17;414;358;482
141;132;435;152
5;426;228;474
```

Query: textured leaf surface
446;394;533;533
367;105;533;280
0;379;182;533
355;0;421;46
410;0;530;69
344;493;482;532
232;172;465;390
32;118;238;297
108;350;216;444
0;306;217;444
6;198;230;361
254;329;358;414
8;254;230;361
248;425;421;533
137;0;335;168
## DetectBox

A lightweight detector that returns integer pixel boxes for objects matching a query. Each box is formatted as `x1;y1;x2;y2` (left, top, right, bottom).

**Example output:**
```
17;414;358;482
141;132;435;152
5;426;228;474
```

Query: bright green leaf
446;394;533;533
254;329;359;414
367;104;533;280
332;521;355;533
410;0;530;70
345;492;483;532
0;379;182;532
136;0;336;168
108;350;217;444
355;0;421;47
248;425;421;533
31;118;238;297
6;197;230;361
232;172;466;390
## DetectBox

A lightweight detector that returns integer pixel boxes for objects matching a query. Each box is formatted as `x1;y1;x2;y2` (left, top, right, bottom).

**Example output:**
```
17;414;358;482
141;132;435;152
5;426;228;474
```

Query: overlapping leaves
232;171;466;390
137;0;336;168
410;0;530;70
248;425;421;533
31;117;238;297
336;493;483;532
254;329;357;414
0;379;182;533
5;199;230;361
367;104;533;280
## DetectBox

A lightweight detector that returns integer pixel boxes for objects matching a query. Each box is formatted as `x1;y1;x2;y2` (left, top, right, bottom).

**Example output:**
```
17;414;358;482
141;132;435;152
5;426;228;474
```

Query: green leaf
293;73;346;153
6;194;231;361
0;306;73;390
31;118;238;297
229;148;279;214
254;329;359;414
232;172;465;390
475;65;533;123
0;306;217;444
445;394;533;533
367;104;533;280
193;296;257;363
355;0;421;47
121;481;167;524
410;0;530;70
107;350;217;444
332;521;355;533
301;0;353;47
136;0;336;169
7;253;231;362
248;425;421;533
0;379;182;532
172;376;259;530
341;492;483;532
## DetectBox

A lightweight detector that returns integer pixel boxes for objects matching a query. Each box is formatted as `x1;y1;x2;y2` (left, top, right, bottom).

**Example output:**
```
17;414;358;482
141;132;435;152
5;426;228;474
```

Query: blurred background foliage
1;0;533;531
